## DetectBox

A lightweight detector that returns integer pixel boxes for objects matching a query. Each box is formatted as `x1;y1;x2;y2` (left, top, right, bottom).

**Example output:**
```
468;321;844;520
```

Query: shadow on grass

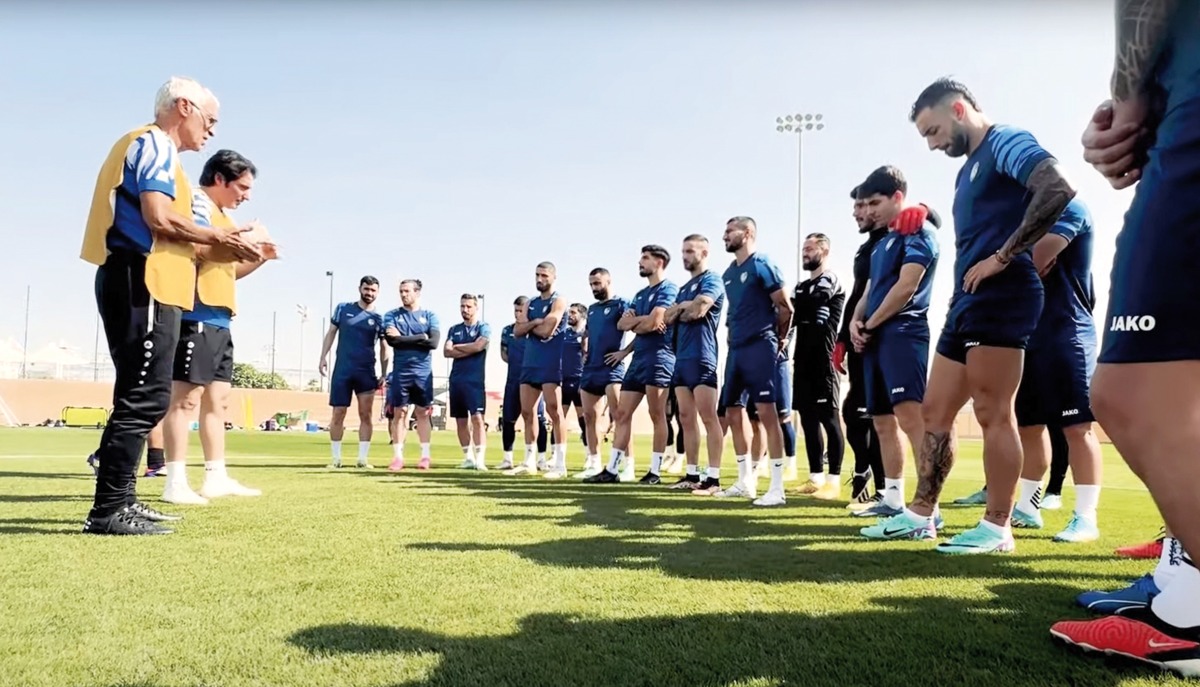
0;470;94;481
0;517;79;535
288;582;1143;687
0;493;91;504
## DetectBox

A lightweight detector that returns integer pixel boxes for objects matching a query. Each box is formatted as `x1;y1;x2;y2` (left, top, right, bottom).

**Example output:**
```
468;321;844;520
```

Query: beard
592;288;608;300
724;237;744;253
945;128;970;157
802;258;821;271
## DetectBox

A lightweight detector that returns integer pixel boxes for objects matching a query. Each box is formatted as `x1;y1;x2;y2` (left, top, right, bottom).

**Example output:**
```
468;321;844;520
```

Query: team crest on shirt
419;316;427;324
604;308;611;315
885;237;896;251
970;162;980;182
739;272;748;283
367;318;375;326
691;283;698;292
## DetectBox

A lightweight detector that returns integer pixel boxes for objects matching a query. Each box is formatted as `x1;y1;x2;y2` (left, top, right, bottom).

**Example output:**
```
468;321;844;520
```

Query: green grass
0;427;1186;687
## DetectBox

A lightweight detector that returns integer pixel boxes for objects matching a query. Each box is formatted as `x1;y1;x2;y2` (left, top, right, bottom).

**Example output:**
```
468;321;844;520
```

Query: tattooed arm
1111;0;1179;101
995;159;1077;264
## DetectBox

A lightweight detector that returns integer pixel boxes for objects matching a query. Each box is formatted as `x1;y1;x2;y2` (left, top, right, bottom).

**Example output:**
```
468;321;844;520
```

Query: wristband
994;251;1011;265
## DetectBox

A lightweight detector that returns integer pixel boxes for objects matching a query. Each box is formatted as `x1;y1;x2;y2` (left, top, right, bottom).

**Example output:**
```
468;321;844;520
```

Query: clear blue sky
0;1;1127;389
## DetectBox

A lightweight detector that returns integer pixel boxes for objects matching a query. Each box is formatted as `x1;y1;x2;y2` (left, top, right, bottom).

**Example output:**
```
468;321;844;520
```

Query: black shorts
173;321;234;385
841;347;870;422
793;357;841;415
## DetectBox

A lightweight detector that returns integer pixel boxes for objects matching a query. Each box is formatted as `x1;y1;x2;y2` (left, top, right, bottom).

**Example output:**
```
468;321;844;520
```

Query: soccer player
907;78;1076;554
161;150;273;505
848;167;941;537
585;245;678;484
838;187;888;507
1040;425;1070;510
1008;198;1104;542
383;279;440;470
577;269;632;478
791;232;846;500
1050;3;1200;672
445;294;491;470
662;234;725;493
320;276;389;469
515;262;570;479
662;388;685;476
562;303;588;452
499;297;549;472
746;355;798;485
719;217;794;506
80;77;261;535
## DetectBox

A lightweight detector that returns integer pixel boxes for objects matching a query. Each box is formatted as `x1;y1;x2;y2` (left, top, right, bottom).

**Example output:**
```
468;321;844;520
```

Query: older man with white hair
79;76;261;535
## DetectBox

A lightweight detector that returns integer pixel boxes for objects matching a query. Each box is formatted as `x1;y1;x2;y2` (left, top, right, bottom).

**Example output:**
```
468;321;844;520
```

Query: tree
305;378;321;392
232;362;291;390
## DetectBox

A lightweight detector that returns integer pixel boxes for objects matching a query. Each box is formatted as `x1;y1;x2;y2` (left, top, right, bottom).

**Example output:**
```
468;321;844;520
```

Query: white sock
503;451;514;464
650;452;664;475
586;454;598;466
420;443;431;459
1151;552;1200;628
809;472;825;486
904;507;931;523
607;449;625;473
735;454;749;484
165;461;188;487
706;465;721;481
1017;478;1043;513
524;444;535;463
686;463;699;477
392;442;404;460
979;517;1009;535
462;445;474;462
331;441;343;460
769;459;785;492
554;444;566;468
827;473;840;485
1074;484;1100;520
474;445;486;463
1155;537;1184;591
884;478;905;509
204;459;227;482
358;442;370;461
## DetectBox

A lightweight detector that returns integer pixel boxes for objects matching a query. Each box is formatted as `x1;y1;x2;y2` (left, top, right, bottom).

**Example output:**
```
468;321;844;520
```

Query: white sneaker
752;489;786;507
327;461;342;470
618;462;636;483
1041;493;1064;510
715;482;752;499
356;461;373;470
474;461;489;472
162;483;209;505
458;458;476;469
543;470;567;480
536;459;549;472
199;478;262;499
574;460;601;479
496;459;514;471
505;463;537;476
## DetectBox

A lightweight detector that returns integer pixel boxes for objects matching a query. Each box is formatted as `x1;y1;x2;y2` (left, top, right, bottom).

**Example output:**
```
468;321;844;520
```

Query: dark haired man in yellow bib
80;77;261;535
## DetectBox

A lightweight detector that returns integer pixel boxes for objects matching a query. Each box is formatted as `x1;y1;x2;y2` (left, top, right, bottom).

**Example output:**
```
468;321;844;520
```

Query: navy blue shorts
387;370;434;409
746;358;792;421
561;377;583;408
864;324;929;416
520;364;562;388
449;378;486;419
580;364;624;397
330;368;378;407
936;272;1044;364
1016;331;1097;427
503;379;545;423
1101;94;1200;363
723;337;777;406
624;352;674;394
672;357;719;391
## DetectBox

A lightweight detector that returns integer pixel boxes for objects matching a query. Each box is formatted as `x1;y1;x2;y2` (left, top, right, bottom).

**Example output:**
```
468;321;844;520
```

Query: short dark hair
910;77;980;122
359;275;379;287
806;232;831;249
460;293;478;303
683;234;708;243
199;149;257;186
850;185;862;201
536;261;556;273
588;267;609;277
641;244;670;267
570;302;587;313
513;295;529;306
857;165;907;199
727;216;756;232
401;279;423;291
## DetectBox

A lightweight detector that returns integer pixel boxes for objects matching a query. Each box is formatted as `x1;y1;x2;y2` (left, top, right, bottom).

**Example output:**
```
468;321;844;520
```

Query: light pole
93;313;100;382
21;285;30;379
270;311;277;377
296;304;309;390
325;270;334;393
477;293;486;323
775;113;826;284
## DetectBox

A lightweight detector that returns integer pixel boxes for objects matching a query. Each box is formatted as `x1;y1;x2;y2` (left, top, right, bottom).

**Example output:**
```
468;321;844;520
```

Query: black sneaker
668;475;701;490
849;473;872;504
638;471;661;485
82;505;173;535
692;477;722;496
582;469;620;484
129;501;183;522
86;453;99;476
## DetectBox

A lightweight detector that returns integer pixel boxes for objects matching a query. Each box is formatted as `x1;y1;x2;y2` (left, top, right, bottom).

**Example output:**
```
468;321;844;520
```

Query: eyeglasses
184;99;218;130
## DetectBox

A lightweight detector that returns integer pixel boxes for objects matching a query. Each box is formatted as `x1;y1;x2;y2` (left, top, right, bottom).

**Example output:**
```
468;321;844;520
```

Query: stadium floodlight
774;112;826;284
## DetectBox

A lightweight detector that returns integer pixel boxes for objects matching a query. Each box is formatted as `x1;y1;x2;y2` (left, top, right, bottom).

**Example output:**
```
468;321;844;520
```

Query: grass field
0;426;1186;686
